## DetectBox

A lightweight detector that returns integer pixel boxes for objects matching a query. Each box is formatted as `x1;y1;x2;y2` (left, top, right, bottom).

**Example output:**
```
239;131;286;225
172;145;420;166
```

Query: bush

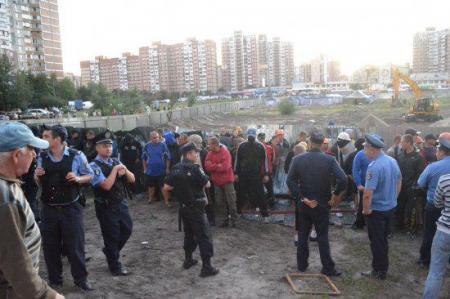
277;98;296;115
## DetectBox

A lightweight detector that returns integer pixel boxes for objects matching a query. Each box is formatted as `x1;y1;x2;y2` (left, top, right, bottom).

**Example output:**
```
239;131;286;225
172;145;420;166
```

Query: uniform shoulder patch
94;169;101;176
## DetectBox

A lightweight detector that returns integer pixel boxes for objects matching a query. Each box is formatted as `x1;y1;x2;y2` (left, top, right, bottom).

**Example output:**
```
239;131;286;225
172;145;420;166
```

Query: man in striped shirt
417;132;450;267
0;122;64;299
422;173;450;298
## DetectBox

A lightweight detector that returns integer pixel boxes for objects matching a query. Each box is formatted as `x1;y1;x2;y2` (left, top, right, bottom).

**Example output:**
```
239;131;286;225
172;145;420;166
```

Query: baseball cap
337;132;351;141
181;143;200;154
0;122;49;152
405;128;420;136
424;134;436;141
247;128;257;137
438;132;450;150
364;133;384;149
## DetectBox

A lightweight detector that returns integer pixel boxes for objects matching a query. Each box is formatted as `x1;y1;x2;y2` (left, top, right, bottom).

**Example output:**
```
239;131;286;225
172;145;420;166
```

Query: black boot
200;258;219;277
183;252;198;270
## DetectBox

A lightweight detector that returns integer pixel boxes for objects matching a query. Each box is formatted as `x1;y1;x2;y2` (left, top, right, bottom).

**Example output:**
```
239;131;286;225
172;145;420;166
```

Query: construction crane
391;67;442;122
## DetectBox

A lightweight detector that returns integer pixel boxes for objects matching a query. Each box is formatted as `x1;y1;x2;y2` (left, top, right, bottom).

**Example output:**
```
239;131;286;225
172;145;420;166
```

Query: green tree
187;92;196;107
0;54;13;110
8;71;34;109
277;98;296;115
31;73;53;107
56;78;78;101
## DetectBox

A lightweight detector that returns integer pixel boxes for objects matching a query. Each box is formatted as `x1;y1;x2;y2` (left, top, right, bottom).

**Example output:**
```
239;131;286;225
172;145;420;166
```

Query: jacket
204;145;235;187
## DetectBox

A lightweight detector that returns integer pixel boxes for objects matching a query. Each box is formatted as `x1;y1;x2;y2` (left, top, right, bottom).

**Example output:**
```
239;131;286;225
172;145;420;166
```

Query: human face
96;143;113;158
150;133;159;144
208;141;219;152
13;146;36;177
401;139;412;152
364;143;377;159
42;130;60;148
186;150;198;162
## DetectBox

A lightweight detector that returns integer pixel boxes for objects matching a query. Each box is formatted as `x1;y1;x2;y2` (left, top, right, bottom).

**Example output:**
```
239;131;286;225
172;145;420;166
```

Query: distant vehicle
20;108;54;119
161;99;171;103
178;97;187;102
0;112;10;121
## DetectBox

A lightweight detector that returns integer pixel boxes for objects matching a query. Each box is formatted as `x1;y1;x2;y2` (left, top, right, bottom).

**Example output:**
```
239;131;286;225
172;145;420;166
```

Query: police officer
162;143;219;278
287;131;347;277
361;134;402;280
35;125;94;291
90;136;134;276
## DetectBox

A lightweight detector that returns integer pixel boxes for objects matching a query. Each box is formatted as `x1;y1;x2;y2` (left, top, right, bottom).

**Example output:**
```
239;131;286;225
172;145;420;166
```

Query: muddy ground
39;196;450;299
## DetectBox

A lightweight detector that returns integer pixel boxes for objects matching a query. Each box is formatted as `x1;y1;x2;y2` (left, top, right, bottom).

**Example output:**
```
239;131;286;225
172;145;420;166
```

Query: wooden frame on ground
285;273;341;296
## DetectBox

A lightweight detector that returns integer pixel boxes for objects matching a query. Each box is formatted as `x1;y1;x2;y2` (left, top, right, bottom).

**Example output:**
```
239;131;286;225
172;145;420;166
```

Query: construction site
35;83;450;298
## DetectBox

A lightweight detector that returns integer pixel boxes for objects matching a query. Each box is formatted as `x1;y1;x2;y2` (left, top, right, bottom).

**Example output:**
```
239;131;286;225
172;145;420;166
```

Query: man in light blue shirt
361;134;402;280
417;132;450;267
352;149;371;229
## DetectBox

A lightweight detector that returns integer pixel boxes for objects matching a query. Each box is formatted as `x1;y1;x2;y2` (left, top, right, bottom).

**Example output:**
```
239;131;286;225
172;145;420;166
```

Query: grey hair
0;147;28;164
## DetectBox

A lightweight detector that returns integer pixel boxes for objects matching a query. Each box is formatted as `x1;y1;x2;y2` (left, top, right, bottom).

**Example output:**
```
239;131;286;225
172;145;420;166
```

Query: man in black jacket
287;131;347;276
396;134;425;230
234;128;269;220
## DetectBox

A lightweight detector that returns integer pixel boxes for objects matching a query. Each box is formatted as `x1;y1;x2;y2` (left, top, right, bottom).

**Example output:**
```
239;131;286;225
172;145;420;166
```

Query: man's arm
332;159;347;195
433;176;448;209
352;153;362;187
417;165;430;189
363;189;374;214
286;158;301;199
0;203;58;299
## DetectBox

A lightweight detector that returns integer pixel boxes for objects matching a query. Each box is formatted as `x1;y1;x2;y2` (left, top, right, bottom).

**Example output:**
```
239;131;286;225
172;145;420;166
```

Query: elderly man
361;134;402;280
0;122;64;299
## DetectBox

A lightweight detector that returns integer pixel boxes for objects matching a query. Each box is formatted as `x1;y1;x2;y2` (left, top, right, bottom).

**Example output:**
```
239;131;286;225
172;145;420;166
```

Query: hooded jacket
204;145;235;187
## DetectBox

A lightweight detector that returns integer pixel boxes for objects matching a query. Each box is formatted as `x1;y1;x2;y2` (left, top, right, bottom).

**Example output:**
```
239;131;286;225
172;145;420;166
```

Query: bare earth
39;197;450;299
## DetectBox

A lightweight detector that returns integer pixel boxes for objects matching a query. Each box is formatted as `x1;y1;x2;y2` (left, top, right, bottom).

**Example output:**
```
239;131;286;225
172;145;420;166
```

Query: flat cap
365;133;384;149
181;142;200;154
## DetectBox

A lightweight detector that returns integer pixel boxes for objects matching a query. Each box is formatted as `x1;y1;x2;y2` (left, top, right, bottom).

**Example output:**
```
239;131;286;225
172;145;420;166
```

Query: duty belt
181;197;207;208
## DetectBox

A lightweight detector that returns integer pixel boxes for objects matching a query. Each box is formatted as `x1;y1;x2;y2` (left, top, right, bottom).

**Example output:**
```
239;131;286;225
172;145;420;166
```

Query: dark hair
43;125;67;142
208;136;220;145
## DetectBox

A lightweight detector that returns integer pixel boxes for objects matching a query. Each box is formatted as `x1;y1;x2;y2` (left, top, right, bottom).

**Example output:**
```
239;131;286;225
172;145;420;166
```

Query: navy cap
257;132;266;139
0;122;49;152
365;133;385;149
310;131;325;144
181;142;200;154
96;138;113;145
247;128;257;137
405;128;420;136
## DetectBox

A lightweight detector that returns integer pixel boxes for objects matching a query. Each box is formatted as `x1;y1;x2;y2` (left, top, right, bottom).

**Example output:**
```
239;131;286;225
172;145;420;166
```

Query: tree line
0;54;200;116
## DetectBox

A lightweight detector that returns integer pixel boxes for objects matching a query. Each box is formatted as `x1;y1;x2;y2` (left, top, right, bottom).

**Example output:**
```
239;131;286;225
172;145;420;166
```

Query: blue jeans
423;229;450;299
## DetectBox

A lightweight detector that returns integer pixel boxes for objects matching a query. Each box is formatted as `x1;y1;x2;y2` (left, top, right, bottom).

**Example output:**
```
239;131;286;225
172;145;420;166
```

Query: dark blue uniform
165;161;214;265
287;148;347;275
37;147;93;286
90;156;133;274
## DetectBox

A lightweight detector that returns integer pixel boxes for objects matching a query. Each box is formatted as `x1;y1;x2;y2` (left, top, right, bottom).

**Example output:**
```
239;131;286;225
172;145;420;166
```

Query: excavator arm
392;67;422;105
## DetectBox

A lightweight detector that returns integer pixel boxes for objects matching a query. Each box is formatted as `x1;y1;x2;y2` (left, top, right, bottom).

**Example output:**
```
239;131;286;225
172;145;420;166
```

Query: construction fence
21;98;264;131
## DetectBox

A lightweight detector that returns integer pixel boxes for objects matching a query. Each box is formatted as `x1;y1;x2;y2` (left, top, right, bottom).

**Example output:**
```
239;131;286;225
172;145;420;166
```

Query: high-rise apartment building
82;39;218;94
413;27;450;74
243;35;259;88
222;31;244;92
0;0;63;78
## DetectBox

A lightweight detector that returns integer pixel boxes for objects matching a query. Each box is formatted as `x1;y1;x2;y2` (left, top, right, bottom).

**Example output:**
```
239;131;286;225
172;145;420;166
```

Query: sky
58;0;450;76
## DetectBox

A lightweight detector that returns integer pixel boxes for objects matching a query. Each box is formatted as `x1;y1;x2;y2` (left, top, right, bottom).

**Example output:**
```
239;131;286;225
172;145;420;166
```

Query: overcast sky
59;0;449;76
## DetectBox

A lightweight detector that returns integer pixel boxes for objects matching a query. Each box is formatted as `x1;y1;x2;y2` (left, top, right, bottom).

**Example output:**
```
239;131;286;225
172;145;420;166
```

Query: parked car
0;112;10;121
20;108;54;119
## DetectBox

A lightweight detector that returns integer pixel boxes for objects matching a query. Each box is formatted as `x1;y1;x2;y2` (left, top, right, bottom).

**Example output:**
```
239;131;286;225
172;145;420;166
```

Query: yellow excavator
391;67;441;122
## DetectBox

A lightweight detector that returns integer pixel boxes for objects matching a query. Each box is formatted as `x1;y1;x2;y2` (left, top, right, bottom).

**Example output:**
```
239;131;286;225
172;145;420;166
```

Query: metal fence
19;99;264;131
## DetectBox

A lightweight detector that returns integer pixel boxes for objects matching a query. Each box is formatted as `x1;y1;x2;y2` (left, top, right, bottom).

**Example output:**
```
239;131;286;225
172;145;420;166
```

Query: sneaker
309;230;317;242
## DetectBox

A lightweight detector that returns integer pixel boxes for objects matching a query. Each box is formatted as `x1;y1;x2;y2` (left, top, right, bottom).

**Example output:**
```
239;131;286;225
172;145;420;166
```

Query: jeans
423;229;450;299
419;203;443;264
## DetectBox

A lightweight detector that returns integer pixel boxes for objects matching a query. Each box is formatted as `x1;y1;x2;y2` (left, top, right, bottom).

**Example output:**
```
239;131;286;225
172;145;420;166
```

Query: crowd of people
0;121;449;299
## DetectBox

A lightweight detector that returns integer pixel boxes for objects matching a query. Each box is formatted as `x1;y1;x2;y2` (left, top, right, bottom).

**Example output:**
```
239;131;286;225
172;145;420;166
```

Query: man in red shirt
205;137;238;227
258;133;275;207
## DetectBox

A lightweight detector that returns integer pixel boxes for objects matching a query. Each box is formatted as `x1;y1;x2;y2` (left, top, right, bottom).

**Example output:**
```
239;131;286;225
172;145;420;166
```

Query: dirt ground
39;196;450;299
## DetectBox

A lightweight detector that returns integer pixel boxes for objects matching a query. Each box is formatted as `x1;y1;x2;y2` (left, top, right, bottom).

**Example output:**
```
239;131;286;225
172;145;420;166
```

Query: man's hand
303;198;318;209
66;172;80;183
54;293;65;299
118;168;126;177
113;164;125;172
35;167;45;176
328;194;340;208
363;208;372;215
234;175;239;182
205;181;211;188
357;185;365;192
217;163;222;168
262;175;269;184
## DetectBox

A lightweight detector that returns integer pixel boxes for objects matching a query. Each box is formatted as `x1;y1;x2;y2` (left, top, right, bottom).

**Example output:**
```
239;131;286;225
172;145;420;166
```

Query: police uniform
38;144;93;287
286;132;347;276
164;143;219;277
363;134;401;279
90;138;133;276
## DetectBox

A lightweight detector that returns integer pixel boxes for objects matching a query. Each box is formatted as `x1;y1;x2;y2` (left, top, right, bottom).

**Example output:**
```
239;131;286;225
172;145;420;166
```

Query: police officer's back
287;132;347;277
162;143;219;277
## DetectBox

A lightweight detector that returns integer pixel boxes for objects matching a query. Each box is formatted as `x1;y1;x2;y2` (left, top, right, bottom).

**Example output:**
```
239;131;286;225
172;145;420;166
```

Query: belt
181;198;207;208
